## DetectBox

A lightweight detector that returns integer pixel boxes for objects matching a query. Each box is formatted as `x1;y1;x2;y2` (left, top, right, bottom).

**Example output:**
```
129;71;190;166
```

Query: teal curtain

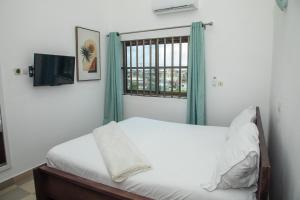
276;0;288;11
103;32;123;124
186;22;206;125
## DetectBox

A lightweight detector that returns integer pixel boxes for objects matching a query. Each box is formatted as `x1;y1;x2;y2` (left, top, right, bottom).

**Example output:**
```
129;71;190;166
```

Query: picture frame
75;27;101;81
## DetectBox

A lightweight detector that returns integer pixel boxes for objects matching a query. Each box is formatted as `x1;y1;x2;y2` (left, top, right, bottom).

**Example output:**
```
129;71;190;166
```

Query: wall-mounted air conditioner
152;0;199;15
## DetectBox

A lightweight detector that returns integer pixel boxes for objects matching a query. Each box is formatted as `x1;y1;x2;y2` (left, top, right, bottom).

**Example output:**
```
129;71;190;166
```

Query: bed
33;107;270;200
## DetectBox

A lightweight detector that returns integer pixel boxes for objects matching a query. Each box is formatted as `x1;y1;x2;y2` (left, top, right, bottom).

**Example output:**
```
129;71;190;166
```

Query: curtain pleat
276;0;288;11
186;22;206;125
103;32;123;124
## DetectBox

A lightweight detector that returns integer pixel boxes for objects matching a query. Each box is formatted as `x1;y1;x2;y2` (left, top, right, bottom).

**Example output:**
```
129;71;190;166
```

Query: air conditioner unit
152;0;199;15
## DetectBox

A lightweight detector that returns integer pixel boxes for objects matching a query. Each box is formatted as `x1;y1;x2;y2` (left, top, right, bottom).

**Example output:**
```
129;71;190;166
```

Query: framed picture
75;27;101;81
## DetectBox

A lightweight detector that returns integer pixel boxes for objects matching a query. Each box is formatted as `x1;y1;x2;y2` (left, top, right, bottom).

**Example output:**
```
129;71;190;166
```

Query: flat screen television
34;53;75;86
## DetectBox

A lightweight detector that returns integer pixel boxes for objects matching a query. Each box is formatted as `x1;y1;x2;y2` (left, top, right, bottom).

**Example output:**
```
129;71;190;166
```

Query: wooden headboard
255;107;271;200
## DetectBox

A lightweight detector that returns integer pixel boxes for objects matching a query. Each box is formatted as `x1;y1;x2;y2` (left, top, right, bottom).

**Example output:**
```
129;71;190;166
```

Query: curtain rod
106;22;213;37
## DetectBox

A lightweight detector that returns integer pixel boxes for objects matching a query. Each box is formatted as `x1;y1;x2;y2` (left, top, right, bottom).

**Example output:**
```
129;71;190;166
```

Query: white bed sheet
47;117;257;200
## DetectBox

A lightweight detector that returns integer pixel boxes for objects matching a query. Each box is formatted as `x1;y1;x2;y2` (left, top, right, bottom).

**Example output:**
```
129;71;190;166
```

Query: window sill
122;94;187;100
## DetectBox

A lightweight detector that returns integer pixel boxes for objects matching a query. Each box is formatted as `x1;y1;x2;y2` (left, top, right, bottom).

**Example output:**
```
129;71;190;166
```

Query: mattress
47;117;257;200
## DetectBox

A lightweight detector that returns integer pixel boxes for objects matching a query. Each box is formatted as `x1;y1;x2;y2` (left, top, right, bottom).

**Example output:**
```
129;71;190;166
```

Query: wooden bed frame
33;107;270;200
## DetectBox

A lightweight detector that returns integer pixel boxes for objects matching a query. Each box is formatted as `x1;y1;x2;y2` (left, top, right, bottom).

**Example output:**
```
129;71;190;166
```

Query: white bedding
47;117;257;200
93;121;151;182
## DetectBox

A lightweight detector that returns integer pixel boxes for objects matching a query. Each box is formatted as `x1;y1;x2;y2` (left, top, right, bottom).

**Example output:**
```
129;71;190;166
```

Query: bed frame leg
33;167;50;200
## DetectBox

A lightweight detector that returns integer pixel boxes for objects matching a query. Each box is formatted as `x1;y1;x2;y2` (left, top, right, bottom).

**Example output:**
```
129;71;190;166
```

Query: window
122;36;189;97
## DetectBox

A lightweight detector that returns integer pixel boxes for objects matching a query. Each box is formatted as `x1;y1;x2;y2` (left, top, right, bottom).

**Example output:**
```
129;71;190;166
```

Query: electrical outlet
218;81;224;87
212;77;217;87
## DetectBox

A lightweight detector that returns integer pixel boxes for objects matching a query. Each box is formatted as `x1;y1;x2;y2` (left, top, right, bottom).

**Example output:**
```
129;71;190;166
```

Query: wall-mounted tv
33;53;75;86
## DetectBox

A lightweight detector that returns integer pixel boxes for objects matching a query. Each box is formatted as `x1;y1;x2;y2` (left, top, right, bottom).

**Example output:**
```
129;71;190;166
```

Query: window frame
122;36;189;98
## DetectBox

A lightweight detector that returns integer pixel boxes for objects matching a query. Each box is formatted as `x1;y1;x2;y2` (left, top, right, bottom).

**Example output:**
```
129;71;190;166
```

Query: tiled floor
0;174;35;200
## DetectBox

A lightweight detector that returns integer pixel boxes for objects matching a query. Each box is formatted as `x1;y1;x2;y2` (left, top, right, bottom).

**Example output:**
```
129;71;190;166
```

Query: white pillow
203;123;260;191
227;106;256;140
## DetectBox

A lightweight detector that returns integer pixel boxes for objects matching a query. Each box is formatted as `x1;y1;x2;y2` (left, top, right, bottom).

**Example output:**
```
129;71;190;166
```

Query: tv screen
34;53;75;86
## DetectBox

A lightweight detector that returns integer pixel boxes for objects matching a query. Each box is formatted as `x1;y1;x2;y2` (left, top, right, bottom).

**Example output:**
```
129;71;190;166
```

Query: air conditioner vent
152;0;199;15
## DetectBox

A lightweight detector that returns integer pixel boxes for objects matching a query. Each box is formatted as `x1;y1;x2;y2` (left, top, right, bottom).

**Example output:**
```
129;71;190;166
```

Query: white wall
124;96;186;123
0;0;109;182
109;0;274;130
269;1;300;199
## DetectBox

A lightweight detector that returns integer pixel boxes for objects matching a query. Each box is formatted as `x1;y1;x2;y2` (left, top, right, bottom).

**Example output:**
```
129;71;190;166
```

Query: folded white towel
93;121;151;182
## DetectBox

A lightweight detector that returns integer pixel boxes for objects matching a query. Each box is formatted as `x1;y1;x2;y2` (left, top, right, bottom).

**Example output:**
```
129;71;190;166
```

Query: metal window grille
122;36;189;98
